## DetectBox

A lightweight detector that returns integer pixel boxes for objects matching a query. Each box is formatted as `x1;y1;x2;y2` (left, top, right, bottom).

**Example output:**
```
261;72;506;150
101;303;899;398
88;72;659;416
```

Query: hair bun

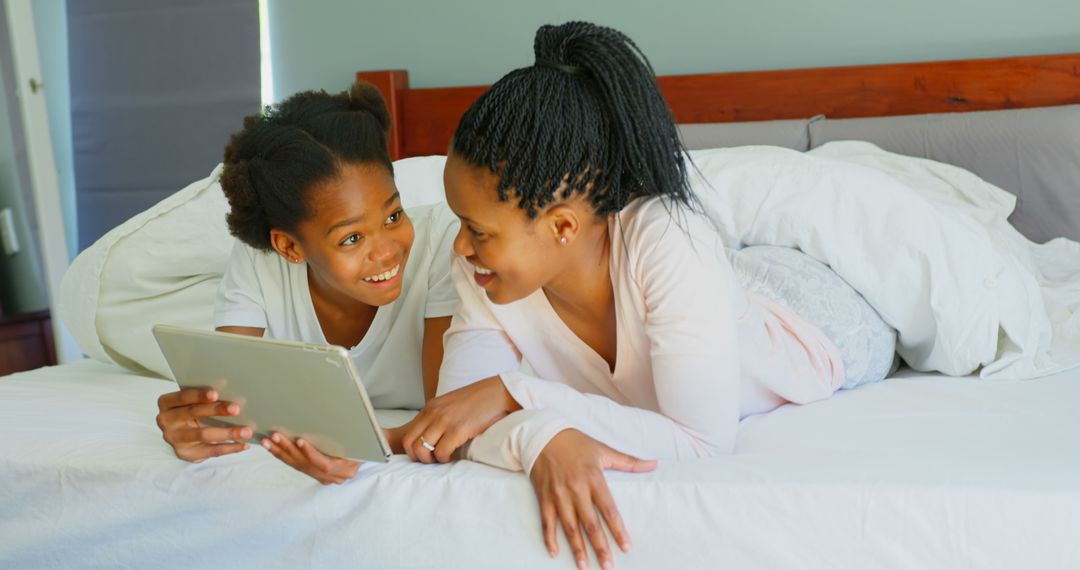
533;22;575;66
455;21;688;219
533;21;628;69
349;81;391;132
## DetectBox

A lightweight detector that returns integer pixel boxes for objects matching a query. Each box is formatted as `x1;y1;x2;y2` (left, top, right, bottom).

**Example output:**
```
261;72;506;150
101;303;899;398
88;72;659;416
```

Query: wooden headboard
358;53;1080;161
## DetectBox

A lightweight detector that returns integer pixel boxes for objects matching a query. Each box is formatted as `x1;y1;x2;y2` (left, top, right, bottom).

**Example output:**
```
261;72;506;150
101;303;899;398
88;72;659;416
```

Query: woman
400;22;889;569
155;82;458;485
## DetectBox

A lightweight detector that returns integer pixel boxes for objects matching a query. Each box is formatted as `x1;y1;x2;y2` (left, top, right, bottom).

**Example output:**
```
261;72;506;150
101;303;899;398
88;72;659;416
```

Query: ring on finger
419;436;436;452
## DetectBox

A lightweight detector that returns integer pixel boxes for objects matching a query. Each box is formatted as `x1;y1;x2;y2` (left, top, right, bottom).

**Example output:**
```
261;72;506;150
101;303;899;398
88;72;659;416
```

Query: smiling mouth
362;264;400;283
471;261;495;287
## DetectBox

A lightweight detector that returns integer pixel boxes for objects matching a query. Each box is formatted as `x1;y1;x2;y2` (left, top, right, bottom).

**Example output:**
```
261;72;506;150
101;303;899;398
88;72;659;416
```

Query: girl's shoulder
401;203;460;311
224;238;289;276
406;202;459;241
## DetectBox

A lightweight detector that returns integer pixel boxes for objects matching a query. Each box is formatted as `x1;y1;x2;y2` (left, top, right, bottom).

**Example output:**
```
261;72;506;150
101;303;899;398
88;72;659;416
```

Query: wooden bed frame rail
359;53;1080;160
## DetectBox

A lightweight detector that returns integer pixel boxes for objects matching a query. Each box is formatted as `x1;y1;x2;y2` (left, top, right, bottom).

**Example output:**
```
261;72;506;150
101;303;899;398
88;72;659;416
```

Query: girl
400;22;890;569
155;82;459;485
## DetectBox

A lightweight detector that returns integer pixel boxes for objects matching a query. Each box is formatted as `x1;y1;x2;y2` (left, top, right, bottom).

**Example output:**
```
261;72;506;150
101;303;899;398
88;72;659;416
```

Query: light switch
0;208;20;256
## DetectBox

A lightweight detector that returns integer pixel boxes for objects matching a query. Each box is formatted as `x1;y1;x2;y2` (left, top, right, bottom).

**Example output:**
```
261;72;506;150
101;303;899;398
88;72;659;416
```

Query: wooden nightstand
0;310;57;376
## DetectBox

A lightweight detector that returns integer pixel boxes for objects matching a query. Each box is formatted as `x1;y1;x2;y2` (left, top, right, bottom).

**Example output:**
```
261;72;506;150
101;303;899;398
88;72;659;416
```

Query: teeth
475;265;493;276
363;264;400;283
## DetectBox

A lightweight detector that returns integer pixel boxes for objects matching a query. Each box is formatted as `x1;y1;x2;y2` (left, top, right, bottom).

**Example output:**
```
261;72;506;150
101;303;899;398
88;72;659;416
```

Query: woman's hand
261;432;360;485
400;376;522;464
156;387;251;462
530;430;657;570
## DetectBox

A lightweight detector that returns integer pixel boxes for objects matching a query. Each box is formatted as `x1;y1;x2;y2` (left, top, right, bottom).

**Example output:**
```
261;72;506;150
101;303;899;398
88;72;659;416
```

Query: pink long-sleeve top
438;197;845;474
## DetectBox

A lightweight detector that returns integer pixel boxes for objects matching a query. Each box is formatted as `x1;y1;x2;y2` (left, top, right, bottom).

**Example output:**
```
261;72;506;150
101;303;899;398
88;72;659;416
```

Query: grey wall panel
68;0;259;250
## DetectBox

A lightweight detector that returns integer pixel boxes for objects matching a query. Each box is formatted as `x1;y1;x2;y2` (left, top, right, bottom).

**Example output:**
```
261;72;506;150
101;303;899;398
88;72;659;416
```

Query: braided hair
451;21;691;218
219;82;392;251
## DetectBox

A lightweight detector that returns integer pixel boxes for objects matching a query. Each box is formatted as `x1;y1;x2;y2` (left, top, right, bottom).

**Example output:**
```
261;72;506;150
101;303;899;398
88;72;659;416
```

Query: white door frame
3;0;78;363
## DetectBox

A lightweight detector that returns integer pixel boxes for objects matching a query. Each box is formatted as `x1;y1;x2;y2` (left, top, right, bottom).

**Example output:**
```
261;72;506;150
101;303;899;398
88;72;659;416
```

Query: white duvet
687;142;1080;379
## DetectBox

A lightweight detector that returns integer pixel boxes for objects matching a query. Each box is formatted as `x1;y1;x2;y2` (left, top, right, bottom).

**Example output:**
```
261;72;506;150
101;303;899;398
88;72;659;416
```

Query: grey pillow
679;118;812;151
809;105;1080;244
728;246;898;389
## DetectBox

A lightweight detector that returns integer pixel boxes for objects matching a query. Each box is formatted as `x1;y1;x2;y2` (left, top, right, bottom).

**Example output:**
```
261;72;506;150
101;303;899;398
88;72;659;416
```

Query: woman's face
277;162;414;308
443;153;568;305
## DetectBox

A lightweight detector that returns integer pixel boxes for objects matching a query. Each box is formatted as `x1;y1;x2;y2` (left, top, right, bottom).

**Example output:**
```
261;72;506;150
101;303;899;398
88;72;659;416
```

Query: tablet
153;324;390;462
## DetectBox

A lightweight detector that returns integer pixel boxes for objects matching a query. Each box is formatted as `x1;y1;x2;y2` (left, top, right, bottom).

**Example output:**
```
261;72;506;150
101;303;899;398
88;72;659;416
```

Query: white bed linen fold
686;143;1080;379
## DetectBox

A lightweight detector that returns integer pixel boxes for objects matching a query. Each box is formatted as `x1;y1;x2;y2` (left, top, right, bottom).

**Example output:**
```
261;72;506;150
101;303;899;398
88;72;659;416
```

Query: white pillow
60;165;233;378
393;155;448;207
60;156;451;379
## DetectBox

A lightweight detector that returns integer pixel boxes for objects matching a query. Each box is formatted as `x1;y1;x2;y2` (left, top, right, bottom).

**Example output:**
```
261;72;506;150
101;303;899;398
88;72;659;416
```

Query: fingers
383;425;405;455
160;404;250;466
158;399;240;440
601;448;658;474
262;433;322;481
262;433;354;485
399;416;425;462
540;497;560;559
400;415;443;464
593;482;631;554
555;492;589;570
157;388;214;430
296;438;333;472
592;448;646;558
576;489;613;570
176;441;248;463
158;387;217;412
269;433;308;467
412;433;437;464
433;427;467;463
184;401;241;421
408;423;444;465
298;439;361;479
175;424;251;446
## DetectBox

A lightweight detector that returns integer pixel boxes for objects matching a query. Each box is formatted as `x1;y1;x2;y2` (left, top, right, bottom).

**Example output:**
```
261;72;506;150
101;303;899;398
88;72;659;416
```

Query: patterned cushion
728;245;897;388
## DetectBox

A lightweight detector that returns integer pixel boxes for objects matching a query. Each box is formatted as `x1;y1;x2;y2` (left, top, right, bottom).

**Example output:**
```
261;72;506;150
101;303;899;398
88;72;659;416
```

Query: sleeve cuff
498;371;536;410
212;310;267;330
423;299;458;319
463;409;574;475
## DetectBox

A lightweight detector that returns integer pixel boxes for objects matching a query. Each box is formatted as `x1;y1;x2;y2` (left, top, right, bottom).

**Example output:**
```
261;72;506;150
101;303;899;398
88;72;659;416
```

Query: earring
559;236;568;245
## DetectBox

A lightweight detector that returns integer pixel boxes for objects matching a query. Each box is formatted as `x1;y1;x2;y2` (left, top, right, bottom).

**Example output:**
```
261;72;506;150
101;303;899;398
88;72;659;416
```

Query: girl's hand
156;387;251;462
262;432;360;485
400;376;522;464
530;430;657;570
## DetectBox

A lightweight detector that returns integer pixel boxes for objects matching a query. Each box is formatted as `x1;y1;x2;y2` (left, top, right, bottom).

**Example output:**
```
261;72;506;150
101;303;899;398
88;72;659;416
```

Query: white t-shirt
214;203;460;410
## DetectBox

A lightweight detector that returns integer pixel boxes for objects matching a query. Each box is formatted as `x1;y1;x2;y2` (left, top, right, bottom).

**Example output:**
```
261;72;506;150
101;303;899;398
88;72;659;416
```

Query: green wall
0;69;48;314
0;0;71;315
268;0;1080;99
32;0;76;260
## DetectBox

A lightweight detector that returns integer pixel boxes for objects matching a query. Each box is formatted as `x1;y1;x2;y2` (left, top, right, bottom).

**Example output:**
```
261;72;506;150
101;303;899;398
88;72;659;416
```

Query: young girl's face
288;163;414;307
443;153;566;305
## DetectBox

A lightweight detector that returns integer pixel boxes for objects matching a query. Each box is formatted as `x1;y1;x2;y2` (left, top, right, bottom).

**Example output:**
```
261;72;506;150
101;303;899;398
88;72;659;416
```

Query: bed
3;52;1080;569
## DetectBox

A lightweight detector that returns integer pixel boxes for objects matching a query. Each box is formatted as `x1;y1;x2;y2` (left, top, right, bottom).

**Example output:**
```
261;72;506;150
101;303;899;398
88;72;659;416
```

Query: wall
32;0;76;259
0;66;48;314
67;0;260;250
0;0;71;315
268;0;1080;99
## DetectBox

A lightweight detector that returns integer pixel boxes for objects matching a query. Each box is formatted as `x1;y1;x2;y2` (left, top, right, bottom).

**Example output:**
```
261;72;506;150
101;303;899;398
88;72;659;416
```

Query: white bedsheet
2;360;1079;569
